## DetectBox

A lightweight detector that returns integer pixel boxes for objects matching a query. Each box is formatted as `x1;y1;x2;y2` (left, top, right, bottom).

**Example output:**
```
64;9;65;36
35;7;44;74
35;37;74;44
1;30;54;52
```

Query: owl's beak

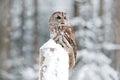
61;19;65;24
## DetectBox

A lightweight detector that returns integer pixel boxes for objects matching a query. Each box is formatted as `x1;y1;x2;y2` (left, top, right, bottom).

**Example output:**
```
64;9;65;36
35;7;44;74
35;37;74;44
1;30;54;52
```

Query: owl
48;11;77;70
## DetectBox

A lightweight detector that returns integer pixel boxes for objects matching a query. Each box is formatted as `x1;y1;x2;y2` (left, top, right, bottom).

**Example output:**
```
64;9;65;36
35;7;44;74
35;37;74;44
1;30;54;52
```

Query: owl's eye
57;16;61;19
64;16;66;19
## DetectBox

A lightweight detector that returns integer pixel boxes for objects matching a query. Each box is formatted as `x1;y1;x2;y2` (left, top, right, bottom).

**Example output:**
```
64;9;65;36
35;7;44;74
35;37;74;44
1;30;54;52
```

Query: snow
102;42;120;50
78;50;111;65
70;50;119;80
20;67;37;80
40;39;69;80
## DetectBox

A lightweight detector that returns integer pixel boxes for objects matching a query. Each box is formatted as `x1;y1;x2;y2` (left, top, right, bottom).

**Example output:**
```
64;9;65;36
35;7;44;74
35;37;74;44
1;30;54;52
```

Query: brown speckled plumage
49;11;77;70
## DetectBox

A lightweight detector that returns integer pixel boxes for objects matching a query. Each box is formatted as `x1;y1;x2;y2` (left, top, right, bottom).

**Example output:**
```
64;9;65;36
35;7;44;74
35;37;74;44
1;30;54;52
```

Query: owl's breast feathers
50;26;77;60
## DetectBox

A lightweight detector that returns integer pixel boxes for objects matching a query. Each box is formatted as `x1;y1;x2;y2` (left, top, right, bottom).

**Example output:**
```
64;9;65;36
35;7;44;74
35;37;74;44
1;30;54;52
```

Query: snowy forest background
0;0;120;80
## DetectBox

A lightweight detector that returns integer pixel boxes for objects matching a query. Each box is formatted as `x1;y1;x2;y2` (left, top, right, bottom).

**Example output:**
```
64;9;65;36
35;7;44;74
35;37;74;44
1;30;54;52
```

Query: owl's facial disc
49;11;70;28
55;12;68;26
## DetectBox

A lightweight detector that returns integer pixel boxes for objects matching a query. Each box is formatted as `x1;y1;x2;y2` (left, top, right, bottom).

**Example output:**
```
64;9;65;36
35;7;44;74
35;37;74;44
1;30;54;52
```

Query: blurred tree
0;0;39;80
70;0;119;80
0;0;11;71
33;0;39;64
113;0;120;74
22;0;35;66
10;0;23;58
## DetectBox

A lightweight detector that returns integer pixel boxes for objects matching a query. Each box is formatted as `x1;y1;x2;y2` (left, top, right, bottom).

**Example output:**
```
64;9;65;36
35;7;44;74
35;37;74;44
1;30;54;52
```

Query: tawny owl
48;11;77;70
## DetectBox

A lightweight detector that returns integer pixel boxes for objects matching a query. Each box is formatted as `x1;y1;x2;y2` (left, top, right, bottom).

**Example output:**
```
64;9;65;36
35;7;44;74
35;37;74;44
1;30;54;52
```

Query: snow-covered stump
39;39;69;80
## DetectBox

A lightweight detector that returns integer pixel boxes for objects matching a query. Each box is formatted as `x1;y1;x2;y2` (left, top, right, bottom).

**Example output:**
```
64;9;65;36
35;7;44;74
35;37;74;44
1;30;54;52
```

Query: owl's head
49;11;70;28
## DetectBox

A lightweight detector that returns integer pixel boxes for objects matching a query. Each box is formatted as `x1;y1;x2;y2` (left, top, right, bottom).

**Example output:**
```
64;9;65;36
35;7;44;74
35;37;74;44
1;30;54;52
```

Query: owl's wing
64;26;77;61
